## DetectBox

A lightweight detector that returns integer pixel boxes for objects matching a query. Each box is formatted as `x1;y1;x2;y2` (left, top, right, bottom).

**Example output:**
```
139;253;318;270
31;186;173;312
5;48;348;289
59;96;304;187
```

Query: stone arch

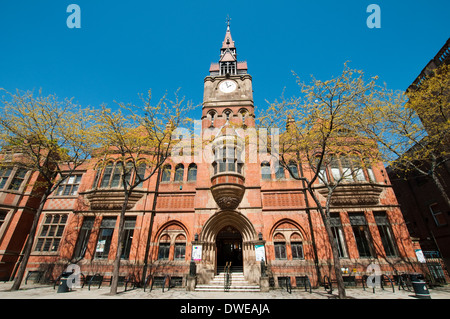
269;218;308;242
200;210;257;243
154;220;190;243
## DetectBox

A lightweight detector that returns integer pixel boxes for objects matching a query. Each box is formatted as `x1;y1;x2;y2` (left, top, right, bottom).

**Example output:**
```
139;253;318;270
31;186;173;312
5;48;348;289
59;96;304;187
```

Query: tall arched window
187;163;197;181
275;164;285;180
99;163;114;188
261;162;271;180
288;161;299;179
273;233;287;259
161;165;171;182
174;164;184;182
208;111;216;127
136;162;146;188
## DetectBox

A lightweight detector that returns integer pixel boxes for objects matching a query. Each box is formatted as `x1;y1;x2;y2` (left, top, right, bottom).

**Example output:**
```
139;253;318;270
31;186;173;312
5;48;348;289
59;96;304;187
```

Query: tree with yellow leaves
93;90;196;295
0;89;99;291
258;63;382;299
359;63;450;209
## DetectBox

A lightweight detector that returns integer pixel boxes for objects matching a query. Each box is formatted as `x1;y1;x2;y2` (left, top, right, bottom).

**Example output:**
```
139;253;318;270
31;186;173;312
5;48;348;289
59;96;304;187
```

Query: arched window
275;164;285;180
273;233;286;259
239;109;248;127
208;111;216;127
290;233;304;259
224;109;232;121
99;163;114;188
136;162;146;188
261;161;271;180
161;165;171;182
158;234;171;260
174;234;186;260
273;220;305;261
187;164;197;181
110;163;123;188
288;161;299;179
174;164;184;182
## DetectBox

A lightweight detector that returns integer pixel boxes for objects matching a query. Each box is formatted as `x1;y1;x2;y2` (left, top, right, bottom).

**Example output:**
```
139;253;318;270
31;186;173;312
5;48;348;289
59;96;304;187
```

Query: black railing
296;275;312;293
362;274;396;294
381;274;395;293
224;262;231;292
124;274;138;292
85;273;104;290
144;274;171;292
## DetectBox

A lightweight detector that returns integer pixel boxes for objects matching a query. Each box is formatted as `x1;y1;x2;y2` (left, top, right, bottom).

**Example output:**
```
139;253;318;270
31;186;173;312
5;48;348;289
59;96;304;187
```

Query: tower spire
208;18;248;76
219;15;237;75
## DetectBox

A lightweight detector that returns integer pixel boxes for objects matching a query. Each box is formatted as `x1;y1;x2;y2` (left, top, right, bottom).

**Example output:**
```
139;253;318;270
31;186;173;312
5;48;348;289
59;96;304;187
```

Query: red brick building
0;23;424;289
387;38;450;284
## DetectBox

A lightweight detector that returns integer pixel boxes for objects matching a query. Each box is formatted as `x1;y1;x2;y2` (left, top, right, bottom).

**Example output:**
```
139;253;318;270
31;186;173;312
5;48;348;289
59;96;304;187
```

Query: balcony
317;183;384;206
82;188;144;210
210;173;245;210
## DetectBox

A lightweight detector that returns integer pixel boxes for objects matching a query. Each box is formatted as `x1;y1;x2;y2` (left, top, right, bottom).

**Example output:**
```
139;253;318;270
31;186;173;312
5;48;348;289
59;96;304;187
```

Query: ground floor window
95;217;116;259
73;216;95;259
174;243;186;260
274;242;287;259
330;213;349;258
158;243;170;260
35;214;68;252
121;217;136;259
374;212;398;257
291;242;304;259
349;213;374;258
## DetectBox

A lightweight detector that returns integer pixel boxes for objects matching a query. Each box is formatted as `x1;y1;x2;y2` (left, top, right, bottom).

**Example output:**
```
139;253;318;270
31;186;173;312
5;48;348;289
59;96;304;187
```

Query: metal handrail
224;262;231;292
300;275;312;293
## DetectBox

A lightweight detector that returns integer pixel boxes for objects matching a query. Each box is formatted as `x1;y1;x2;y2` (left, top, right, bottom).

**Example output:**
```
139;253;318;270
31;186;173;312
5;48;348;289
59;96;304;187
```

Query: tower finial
226;15;231;29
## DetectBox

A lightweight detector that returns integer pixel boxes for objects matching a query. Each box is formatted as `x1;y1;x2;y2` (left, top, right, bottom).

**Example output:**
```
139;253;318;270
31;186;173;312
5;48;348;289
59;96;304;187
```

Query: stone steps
195;272;260;292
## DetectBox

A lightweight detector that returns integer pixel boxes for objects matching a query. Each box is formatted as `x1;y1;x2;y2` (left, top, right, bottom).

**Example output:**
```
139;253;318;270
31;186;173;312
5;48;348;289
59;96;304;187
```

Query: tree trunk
110;191;130;295
307;185;346;299
430;171;450;209
10;193;49;291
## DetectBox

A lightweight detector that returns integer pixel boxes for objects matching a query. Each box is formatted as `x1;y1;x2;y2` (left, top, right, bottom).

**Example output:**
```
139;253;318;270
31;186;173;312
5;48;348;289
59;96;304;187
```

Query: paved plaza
0;282;449;299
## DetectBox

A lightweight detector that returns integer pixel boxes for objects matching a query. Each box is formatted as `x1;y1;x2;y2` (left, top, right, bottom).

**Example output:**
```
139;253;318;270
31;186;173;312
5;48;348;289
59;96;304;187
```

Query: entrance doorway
216;226;243;272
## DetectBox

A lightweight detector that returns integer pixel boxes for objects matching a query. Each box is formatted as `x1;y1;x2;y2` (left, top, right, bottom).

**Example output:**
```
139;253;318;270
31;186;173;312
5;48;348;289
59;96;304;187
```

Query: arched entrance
216;226;243;270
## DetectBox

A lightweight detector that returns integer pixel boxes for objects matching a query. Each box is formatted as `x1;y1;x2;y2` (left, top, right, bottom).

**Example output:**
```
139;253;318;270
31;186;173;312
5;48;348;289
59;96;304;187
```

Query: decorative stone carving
210;173;245;210
82;189;144;210
317;183;384;206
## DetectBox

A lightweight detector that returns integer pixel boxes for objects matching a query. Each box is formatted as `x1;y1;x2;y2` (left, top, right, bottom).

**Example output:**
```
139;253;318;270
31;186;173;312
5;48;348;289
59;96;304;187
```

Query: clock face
219;80;237;93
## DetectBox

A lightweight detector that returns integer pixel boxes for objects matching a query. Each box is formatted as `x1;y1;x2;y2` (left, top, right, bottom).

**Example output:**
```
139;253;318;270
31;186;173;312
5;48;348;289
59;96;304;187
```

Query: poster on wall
192;245;202;261
255;244;265;261
415;249;427;263
96;240;105;253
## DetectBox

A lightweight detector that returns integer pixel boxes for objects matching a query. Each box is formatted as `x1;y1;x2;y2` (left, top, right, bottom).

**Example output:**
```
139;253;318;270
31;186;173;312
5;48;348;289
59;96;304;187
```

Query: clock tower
202;20;255;130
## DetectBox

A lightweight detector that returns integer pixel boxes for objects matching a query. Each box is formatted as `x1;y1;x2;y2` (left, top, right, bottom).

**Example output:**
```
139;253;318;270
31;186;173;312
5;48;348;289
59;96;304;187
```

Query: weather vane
226;15;231;27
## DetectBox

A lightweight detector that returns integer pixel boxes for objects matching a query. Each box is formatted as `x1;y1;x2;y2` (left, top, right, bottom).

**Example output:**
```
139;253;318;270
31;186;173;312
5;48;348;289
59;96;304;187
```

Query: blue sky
0;0;449;118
